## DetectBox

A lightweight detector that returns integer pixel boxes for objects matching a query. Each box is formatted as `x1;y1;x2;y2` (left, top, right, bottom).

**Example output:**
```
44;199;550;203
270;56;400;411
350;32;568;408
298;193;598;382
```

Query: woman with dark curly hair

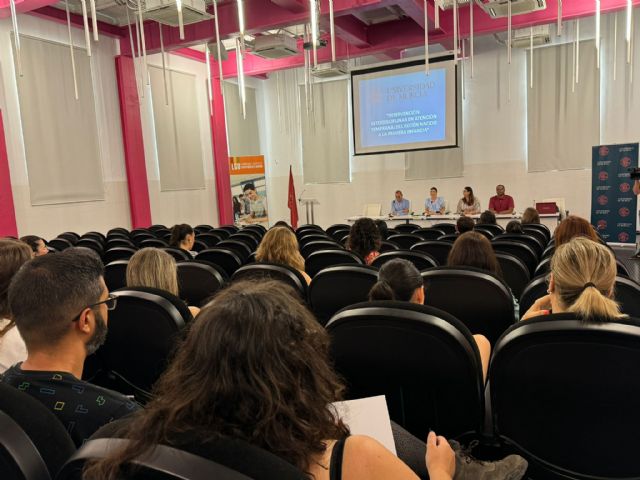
82;280;460;480
347;218;382;265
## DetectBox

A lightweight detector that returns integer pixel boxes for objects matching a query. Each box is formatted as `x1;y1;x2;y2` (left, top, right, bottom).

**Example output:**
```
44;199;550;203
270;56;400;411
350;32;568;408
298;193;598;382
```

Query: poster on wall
591;143;638;244
230;155;269;227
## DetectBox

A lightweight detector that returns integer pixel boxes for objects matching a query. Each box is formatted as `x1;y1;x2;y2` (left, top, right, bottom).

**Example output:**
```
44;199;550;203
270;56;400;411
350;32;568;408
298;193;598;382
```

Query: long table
346;213;560;233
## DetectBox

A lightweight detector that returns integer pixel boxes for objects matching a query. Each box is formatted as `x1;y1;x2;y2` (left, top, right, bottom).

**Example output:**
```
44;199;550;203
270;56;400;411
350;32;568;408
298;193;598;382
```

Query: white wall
257;13;640;229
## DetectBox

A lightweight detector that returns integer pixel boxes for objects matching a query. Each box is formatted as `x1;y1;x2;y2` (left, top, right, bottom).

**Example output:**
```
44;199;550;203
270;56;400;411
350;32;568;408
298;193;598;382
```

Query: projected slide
352;59;457;155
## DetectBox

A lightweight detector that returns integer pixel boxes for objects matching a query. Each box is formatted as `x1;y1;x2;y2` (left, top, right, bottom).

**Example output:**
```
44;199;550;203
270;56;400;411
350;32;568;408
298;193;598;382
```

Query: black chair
616;259;631;278
105;238;135;250
475;223;504;236
297;233;331;247
615;276;640;318
148;224;167;232
432;223;457;235
541;244;555;259
105;260;129;292
210;228;231;240
82;231;106;243
522;227;548;247
327;301;484;440
58;435;306;480
93;287;193;401
472;227;494;240
496;233;544;258
176;261;226;307
519;275;548;319
197;232;224;247
103;247;137;264
217;240;252;262
194;224;213;234
107;227;129;237
140;238;169;249
421;267;515;345
236;229;262;244
75;238;104;256
489;316;640;479
0;383;76;480
410;241;452;266
196;249;244;277
308;265;378;325
229;233;259;251
131;233;156;246
161;247;192;262
57;232;79;244
131;228;151;237
241;223;266;234
327;224;351;238
152;228;171;239
492;240;539;277
218;225;240;234
192;240;208;253
106;232;131;242
379;240;399;253
522;222;550;241
437;233;459;243
305;250;363;278
533;257;552;277
329;229;351;243
495;252;530;299
413;228;446;241
232;263;308;299
300;240;342;259
392;223;421;234
296;224;324;236
47;237;73;251
371;250;437;271
386;234;423;250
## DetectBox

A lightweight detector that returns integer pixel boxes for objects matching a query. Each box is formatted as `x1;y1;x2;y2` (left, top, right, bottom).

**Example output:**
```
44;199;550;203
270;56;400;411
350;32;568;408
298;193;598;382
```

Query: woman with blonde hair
126;248;200;317
521;207;540;225
522;237;625;321
255;226;311;284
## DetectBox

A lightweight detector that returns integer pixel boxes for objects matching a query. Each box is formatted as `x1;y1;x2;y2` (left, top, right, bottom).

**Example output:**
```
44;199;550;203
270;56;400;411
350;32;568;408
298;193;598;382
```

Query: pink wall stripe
209;76;233;226
0;109;18;237
115;55;152;229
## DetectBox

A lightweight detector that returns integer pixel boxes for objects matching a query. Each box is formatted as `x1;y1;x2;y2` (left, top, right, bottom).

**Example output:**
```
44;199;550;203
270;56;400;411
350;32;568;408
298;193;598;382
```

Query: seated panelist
424;187;446;215
390;190;410;216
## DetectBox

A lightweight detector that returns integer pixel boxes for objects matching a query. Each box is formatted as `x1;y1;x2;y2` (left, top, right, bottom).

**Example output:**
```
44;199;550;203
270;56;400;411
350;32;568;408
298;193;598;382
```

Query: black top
2;363;140;446
329;437;348;480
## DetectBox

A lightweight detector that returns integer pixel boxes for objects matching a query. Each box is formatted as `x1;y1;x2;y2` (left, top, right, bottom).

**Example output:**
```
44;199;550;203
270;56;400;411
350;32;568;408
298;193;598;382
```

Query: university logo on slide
598;171;609;181
619;207;631;217
618;232;630;242
620;156;632;168
597;220;607;230
620;182;631;193
597;195;609;206
599;146;609;156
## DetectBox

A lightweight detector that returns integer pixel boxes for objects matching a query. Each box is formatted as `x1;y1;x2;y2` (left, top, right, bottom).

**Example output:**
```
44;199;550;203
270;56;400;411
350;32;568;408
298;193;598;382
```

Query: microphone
298;189;306;203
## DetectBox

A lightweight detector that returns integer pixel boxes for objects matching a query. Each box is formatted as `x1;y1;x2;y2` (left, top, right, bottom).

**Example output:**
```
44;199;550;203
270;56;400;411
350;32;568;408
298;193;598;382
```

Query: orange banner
229;155;265;176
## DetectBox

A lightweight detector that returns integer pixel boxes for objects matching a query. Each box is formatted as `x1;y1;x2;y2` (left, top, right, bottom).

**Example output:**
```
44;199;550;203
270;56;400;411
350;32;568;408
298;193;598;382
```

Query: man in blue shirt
424;187;446;215
390;190;410;216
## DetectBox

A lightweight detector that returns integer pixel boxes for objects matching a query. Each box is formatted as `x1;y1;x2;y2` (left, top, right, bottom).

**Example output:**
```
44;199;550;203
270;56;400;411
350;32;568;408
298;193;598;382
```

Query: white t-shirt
0;319;27;373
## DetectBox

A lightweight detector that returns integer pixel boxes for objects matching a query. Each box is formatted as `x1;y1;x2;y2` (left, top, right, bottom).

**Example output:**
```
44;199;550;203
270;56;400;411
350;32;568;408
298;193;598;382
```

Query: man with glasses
1;248;139;446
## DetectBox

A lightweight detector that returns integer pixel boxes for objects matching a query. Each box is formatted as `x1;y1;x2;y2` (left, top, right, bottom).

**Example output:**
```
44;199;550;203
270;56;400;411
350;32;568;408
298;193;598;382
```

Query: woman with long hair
347;218;381;265
169;224;196;257
553;215;599;247
0;239;33;372
83;280;459;480
126;248;199;317
520;207;540;225
447;232;503;278
522;237;626;321
455;187;481;216
255;226;311;284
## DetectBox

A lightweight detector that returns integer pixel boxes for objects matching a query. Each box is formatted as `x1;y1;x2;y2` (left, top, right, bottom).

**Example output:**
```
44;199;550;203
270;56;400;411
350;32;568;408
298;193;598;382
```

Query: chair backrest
217;240;252;262
196;232;223;247
148;224;167;232
103;247;137;264
161;247;192;262
0;383;76;480
386;234;422;250
495;233;544;257
209;228;231;240
300;240;342;259
327;301;484;439
107;228;129;237
196;249;243;277
491;240;539;277
518;275;548;319
57;232;79;245
194;224;213;234
522;227;548;247
82;231;106;243
522;222;551;240
296;224;324;236
140;238;169;249
533;256;551;277
616;259;631;278
490;315;640;478
192;240;208;253
232;263;308;299
379;240;399;253
431;223;457;235
298;233;331;247
218;225;240;234
329;228;351;242
177;261;226;307
326;224;350;237
308;265;378;325
541;244;555;259
105;238;135;250
94;287;193;398
421;267;515;345
131;233;155;246
475;223;504;236
229;233;259;251
437;233;459;243
104;260;130;292
305;250;363;278
371;250;438;271
363;204;381;216
472;227;494;240
615;276;640;318
495;252;531;299
392;223;421;234
47;238;73;251
76;238;105;255
238;228;263;242
410;241;452;266
413;228;446;241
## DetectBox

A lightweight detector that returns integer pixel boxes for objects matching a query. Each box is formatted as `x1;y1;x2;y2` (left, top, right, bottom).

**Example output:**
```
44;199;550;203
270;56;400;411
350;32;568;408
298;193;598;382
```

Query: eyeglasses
71;294;118;322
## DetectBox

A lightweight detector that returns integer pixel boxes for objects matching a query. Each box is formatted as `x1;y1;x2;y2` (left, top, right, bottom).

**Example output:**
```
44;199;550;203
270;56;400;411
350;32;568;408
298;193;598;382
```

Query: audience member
522;237;626;321
20;235;48;257
0;239;33;372
84;280;525;480
390;190;410;216
521;207;540;225
348;218;381;265
374;219;389;240
126;248;200;317
255;227;311;284
488;185;515;214
455;216;475;234
1;248;139;446
369;259;492;381
424;187;446;216
479;210;497;225
169;224;196;257
455;187;481;216
447;232;502;278
553;215;599;247
273;220;295;232
505;220;524;234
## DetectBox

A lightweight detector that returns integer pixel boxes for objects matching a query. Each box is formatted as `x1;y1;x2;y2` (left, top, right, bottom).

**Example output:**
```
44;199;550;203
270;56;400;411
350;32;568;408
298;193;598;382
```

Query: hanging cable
159;23;169;106
453;0;458;61
627;0;633;64
595;0;601;68
213;0;225;92
9;0;22;76
310;0;318;66
529;26;533;89
79;0;92;56
576;19;580;85
329;0;336;62
90;0;99;41
177;0;185;39
65;0;79;99
614;13;618;81
470;0;474;77
557;0;562;36
424;0;429;75
137;0;149;85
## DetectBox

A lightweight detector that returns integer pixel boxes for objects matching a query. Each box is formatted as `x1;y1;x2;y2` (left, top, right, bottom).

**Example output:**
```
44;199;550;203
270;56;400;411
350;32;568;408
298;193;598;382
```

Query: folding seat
232;263;308;299
533;257;551;277
432;223;457;235
496;234;544;258
161;247;192;262
194;224;214;234
329;228;351;242
82;231;106;243
107;227;129;237
57;232;79;244
473;227;495;240
218;225;240;235
410;240;452;266
308;265;378;325
614;276;640;318
327;301;484;440
379;240;399;253
196;249;244;277
295;224;324;236
192;240;207;253
492;240;539;277
522;222;551;241
75;238;104;256
616;260;631;278
490;316;640;479
152;228;171;239
413;228;446;241
326;224;351;238
197;232;224;247
541;244;555;259
131;228;151;237
475;223;504;236
105;260;129;292
371;250;437;271
103;247;137;265
236;229;262;244
47;237;73;251
518;275;548;319
140;238;169;248
105;238;135;250
240;225;265;239
305;250;363;278
148;224;167;232
386;234;423;250
298;233;331;246
210;228;231;240
522;227;548;247
392;223;421;234
228;233;259;251
495;252;531;299
437;233;459;243
177;261;226;307
216;240;252;262
421;267;515;345
0;383;76;480
300;240;342;259
131;233;155;246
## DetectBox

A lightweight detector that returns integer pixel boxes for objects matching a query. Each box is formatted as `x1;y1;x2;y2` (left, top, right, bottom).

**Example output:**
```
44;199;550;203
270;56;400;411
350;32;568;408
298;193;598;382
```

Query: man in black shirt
1;248;140;446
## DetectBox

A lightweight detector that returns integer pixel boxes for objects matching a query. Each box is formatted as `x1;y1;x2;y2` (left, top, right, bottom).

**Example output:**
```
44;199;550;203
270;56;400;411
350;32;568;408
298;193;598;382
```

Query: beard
86;310;108;355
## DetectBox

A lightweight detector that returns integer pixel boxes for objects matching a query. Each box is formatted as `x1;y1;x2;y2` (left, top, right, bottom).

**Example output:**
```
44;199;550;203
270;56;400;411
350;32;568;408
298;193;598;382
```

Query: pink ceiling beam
331;15;371;47
29;6;126;37
0;0;54;18
270;0;307;13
